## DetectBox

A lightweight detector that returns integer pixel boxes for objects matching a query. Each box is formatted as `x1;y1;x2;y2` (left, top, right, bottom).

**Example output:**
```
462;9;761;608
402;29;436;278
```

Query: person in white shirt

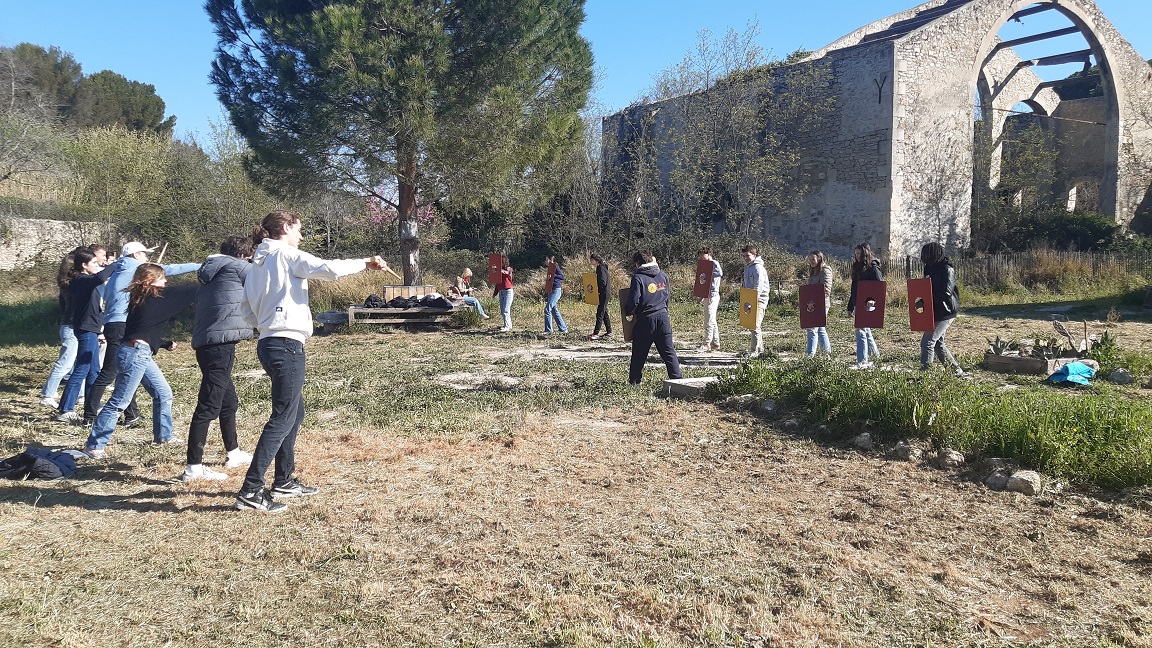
234;210;387;513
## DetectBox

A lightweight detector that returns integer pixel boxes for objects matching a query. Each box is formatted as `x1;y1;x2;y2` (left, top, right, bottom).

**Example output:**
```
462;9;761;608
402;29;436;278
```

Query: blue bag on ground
1047;361;1095;386
0;448;77;480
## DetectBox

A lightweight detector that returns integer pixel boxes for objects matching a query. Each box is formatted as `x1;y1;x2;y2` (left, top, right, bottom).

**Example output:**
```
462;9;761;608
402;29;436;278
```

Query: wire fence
891;250;1152;289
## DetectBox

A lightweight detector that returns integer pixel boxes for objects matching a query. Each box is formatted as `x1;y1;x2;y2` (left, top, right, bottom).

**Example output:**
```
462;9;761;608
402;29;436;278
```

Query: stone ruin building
601;0;1152;257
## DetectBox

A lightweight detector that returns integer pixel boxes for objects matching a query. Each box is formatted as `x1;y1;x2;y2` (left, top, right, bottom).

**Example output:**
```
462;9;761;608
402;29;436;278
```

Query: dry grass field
1;276;1150;647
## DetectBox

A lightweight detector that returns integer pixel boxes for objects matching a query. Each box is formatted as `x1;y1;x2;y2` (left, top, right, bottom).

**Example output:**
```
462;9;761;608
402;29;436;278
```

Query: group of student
38;210;388;512
481;240;962;381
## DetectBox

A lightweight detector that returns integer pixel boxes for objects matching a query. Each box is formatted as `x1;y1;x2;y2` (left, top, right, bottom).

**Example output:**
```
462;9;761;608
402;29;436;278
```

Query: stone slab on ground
663;377;719;399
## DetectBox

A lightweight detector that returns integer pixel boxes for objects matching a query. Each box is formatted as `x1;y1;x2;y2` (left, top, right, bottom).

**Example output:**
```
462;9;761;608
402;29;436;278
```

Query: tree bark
397;147;421;286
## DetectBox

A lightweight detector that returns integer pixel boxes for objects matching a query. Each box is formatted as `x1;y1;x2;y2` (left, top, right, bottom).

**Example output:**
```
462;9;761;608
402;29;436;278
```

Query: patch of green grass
709;358;1152;487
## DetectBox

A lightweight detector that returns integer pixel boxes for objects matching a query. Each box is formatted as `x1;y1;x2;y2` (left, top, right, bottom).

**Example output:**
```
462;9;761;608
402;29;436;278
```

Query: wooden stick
385;266;402;280
155;242;168;264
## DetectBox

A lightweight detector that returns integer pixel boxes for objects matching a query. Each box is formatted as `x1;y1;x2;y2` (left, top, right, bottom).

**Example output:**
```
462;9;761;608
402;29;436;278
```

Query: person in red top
493;255;514;332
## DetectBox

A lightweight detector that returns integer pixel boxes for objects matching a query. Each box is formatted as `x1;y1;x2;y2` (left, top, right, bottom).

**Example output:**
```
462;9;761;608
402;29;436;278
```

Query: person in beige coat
805;251;832;357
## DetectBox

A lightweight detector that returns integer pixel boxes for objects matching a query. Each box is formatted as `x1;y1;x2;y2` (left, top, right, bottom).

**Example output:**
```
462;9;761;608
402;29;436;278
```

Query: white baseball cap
121;242;156;256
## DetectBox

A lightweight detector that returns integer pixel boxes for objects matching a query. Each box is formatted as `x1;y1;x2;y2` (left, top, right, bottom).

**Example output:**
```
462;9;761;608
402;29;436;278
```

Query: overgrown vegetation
709;359;1152;488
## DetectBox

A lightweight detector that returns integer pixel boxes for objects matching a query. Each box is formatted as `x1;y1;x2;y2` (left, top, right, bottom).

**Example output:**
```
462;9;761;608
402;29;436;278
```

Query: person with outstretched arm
84;242;199;425
234;210;388;513
623;250;682;385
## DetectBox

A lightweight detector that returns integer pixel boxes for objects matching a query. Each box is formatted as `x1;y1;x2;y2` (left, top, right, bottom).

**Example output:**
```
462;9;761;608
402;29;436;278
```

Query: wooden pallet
347;304;462;325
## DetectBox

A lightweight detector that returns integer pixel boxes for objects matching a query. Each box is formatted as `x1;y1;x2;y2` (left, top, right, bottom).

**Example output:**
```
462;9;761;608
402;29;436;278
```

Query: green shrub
709;360;1152;487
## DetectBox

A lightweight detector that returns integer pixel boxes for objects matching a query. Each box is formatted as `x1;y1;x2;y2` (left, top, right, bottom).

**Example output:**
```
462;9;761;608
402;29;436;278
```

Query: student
235;210;387;513
805;251;833;357
184;236;257;481
543;256;568;334
85;242;199;426
696;246;723;352
453;268;489;318
39;247;86;408
56;249;116;423
848;243;883;368
83;263;198;458
624;250;682;385
493;256;514;332
588;253;612;340
741;245;770;357
921;242;964;376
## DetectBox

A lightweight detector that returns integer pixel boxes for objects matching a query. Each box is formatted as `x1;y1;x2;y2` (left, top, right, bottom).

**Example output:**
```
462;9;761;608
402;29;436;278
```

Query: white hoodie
242;238;366;342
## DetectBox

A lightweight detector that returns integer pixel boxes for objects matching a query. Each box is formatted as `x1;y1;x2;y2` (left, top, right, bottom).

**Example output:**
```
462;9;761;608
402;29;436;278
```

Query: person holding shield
542;256;568;334
696;246;723;352
848;243;882;368
588;254;612;339
805;251;833;357
624;250;681;385
920;242;964;376
741;245;769;357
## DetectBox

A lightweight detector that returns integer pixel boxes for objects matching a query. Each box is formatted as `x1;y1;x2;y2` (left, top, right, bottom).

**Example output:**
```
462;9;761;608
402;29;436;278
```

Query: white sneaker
482;314;491;319
225;448;253;469
39;396;59;409
56;411;81;423
182;465;228;482
153;436;184;446
83;446;107;460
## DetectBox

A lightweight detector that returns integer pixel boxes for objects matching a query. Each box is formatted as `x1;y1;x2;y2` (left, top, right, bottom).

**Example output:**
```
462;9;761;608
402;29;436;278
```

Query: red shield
693;258;713;299
798;284;827;328
907;278;936;332
854;280;886;329
488;254;502;285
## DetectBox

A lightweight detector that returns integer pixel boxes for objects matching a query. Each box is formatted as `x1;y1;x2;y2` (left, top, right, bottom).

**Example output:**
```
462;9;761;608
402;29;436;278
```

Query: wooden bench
346;304;463;325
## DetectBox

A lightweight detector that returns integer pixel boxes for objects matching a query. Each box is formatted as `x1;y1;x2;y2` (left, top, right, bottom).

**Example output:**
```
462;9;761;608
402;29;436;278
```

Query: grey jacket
742;257;770;301
191;254;253;349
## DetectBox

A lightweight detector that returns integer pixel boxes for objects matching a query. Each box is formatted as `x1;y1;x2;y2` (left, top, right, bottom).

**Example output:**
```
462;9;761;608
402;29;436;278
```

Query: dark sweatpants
85;321;140;422
187;342;241;465
242;337;306;494
628;313;682;384
594;291;612;335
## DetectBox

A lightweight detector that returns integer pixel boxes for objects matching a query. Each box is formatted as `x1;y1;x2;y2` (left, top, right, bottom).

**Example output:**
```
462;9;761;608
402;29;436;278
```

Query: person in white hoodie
741;245;770;357
234;210;387;513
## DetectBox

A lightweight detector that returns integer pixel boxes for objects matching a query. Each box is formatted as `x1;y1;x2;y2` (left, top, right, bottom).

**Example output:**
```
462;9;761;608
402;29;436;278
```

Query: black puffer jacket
924;260;959;322
192;255;253;349
847;259;883;313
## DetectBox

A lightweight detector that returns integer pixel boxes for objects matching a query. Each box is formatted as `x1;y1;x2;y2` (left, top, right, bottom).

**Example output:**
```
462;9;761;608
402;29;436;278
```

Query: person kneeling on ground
235;210;388;513
624;250;681;385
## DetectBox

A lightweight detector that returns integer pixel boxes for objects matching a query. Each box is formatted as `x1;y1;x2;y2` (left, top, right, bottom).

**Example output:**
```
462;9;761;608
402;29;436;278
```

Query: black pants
629;312;681;384
594;291;612;335
85;321;139;422
187;343;241;465
242;337;306;494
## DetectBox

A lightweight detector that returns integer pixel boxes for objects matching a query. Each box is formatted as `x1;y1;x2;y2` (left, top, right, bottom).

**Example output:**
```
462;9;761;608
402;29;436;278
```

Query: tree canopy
207;0;593;283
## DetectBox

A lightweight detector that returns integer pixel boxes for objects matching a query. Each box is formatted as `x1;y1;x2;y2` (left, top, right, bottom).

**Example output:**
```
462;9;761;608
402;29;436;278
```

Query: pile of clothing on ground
363;293;456;310
0;447;82;480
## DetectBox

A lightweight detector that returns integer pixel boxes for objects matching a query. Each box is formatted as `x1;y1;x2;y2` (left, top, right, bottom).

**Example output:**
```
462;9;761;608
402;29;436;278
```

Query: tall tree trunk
397;147;421;286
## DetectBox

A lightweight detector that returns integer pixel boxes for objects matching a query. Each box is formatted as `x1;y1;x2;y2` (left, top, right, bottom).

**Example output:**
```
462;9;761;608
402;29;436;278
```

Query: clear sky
0;0;1148;142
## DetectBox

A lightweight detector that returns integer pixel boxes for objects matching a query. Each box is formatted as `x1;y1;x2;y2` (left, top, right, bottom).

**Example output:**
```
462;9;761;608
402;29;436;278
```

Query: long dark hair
921;242;949;265
252;210;300;246
57;247;84;288
807;250;827;278
72;248;99;275
851;243;874;280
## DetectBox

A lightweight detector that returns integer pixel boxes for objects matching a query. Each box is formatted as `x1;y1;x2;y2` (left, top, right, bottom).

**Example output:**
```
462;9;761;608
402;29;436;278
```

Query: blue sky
0;0;1148;141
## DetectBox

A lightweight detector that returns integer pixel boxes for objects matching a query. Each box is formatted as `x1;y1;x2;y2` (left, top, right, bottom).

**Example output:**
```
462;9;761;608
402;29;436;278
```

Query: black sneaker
271;478;319;498
122;415;144;428
234;490;288;513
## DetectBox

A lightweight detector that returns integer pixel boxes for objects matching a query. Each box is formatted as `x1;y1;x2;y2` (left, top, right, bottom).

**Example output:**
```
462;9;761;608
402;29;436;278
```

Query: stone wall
0;217;118;271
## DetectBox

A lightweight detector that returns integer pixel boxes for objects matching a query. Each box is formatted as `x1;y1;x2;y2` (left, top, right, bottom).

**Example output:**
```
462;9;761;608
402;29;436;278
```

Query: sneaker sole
233;498;288;512
270;490;318;498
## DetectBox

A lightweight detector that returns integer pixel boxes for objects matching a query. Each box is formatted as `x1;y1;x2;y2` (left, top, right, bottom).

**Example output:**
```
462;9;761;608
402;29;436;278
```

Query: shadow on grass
0;301;59;347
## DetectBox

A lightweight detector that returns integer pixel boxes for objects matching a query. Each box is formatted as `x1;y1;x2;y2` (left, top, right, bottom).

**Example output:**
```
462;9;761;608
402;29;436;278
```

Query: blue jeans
59;330;101;413
86;341;174;449
498;289;514;330
806;327;831;356
462;295;487;317
242;337;306;494
855;328;879;364
42;324;78;398
921;318;961;372
543;286;567;333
